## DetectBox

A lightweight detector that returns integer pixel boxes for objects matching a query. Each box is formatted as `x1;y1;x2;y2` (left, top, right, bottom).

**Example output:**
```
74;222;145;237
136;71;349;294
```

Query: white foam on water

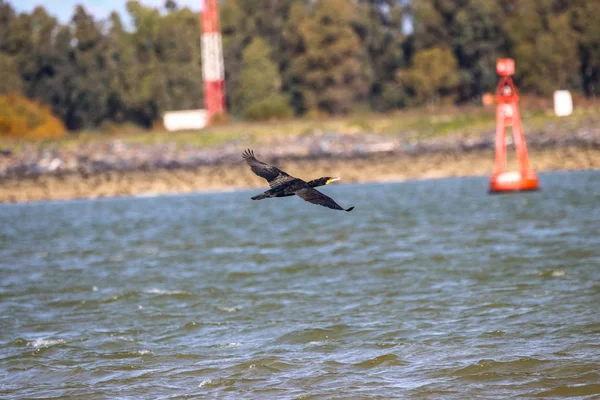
28;339;65;348
144;288;189;295
211;247;244;254
215;342;241;348
115;336;135;342
217;306;239;313
199;379;212;388
259;248;281;255
108;254;124;262
538;269;567;278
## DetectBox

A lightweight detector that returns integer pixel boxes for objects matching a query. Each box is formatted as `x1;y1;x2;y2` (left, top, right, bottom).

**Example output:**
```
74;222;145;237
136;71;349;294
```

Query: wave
215;306;240;313
198;378;237;389
211;342;241;349
352;353;406;368
538;269;566;278
277;324;353;344
25;338;66;348
100;349;154;359
143;288;191;296
443;357;549;380
534;383;600;397
232;357;296;373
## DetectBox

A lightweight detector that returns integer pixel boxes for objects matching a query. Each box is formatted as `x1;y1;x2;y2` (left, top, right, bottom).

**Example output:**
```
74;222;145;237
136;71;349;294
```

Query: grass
2;103;599;155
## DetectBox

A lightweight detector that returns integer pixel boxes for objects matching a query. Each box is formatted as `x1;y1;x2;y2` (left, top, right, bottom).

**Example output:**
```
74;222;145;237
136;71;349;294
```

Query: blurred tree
412;0;507;102
0;0;16;53
126;0;164;126
3;6;80;129
156;7;204;111
219;0;300;115
119;1;204;126
571;0;600;97
238;0;297;68
0;92;66;138
43;26;80;129
165;0;178;13
505;0;580;94
0;2;22;94
289;0;373;114
354;0;408;110
233;37;292;120
281;1;309;114
411;0;453;50
2;0;600;130
105;12;137;123
0;54;21;93
62;5;110;129
454;0;507;101
397;47;460;107
0;3;31;56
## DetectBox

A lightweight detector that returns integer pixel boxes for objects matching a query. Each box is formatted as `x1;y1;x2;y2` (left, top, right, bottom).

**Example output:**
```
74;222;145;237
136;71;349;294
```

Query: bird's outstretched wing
295;187;354;212
242;149;294;188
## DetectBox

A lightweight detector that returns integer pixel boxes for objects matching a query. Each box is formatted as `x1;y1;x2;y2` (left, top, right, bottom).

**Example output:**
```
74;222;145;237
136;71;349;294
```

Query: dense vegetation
0;0;599;132
0;93;66;138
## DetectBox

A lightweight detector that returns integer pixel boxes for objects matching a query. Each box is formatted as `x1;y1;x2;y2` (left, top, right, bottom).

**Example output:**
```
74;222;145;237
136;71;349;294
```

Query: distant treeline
0;0;599;131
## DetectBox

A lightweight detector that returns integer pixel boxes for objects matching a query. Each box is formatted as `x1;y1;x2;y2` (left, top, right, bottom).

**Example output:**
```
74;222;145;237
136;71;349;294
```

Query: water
1;171;599;399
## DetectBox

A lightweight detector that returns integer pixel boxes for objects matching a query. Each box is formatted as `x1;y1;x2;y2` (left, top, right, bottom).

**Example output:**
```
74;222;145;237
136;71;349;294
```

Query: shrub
243;96;293;121
0;93;66;139
209;112;231;125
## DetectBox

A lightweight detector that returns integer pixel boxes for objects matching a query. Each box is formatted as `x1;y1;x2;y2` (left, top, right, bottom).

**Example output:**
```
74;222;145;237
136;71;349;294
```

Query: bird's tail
345;207;355;212
251;192;271;200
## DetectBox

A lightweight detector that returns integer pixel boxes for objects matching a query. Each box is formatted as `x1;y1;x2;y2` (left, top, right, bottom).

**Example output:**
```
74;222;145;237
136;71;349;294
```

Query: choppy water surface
1;171;599;399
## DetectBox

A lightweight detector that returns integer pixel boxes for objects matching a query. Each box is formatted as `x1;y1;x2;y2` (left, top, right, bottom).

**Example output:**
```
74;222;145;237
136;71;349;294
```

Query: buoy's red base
489;171;539;193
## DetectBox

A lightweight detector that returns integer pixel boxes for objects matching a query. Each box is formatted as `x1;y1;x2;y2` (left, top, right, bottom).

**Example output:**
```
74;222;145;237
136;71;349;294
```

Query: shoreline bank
2;146;598;203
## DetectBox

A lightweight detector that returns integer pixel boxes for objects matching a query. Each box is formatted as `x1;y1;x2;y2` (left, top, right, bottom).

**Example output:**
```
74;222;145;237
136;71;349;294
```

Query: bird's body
242;149;354;212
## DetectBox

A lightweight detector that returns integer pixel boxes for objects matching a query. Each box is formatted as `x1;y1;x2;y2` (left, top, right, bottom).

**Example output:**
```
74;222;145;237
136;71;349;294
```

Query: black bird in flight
243;149;354;212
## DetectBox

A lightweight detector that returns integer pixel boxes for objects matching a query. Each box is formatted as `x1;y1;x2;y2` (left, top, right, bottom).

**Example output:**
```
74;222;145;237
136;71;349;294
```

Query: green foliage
0;0;203;130
233;37;292;120
398;47;460;107
288;0;373;114
413;0;507;101
573;0;600;96
0;54;21;93
505;0;580;95
1;0;599;131
243;98;293;121
353;1;407;110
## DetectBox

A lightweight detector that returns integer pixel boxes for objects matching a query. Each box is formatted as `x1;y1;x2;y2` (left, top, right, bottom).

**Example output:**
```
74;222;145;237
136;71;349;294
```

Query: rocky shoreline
1;144;599;203
1;127;600;179
2;121;600;203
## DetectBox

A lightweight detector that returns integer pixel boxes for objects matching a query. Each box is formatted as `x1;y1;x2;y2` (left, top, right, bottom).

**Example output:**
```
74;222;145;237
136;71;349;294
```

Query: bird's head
307;177;340;188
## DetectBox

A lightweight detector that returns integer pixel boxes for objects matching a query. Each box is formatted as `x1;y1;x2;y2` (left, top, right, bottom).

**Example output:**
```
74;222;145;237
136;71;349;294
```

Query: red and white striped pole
202;0;226;120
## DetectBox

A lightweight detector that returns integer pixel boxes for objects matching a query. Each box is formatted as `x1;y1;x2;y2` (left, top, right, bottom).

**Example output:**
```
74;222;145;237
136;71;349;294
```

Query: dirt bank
1;146;598;203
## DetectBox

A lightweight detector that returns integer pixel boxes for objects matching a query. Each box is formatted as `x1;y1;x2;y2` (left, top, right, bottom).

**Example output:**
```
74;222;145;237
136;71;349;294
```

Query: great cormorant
243;149;354;212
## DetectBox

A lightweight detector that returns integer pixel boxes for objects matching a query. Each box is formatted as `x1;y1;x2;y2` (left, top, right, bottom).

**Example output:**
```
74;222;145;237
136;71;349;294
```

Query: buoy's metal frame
489;59;539;193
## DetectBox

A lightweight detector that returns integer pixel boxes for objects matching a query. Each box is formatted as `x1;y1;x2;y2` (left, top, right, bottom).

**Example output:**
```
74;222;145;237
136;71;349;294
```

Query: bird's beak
326;177;340;185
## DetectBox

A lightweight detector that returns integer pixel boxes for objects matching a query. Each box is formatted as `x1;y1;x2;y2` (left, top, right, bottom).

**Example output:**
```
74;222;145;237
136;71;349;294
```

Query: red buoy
489;59;539;193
